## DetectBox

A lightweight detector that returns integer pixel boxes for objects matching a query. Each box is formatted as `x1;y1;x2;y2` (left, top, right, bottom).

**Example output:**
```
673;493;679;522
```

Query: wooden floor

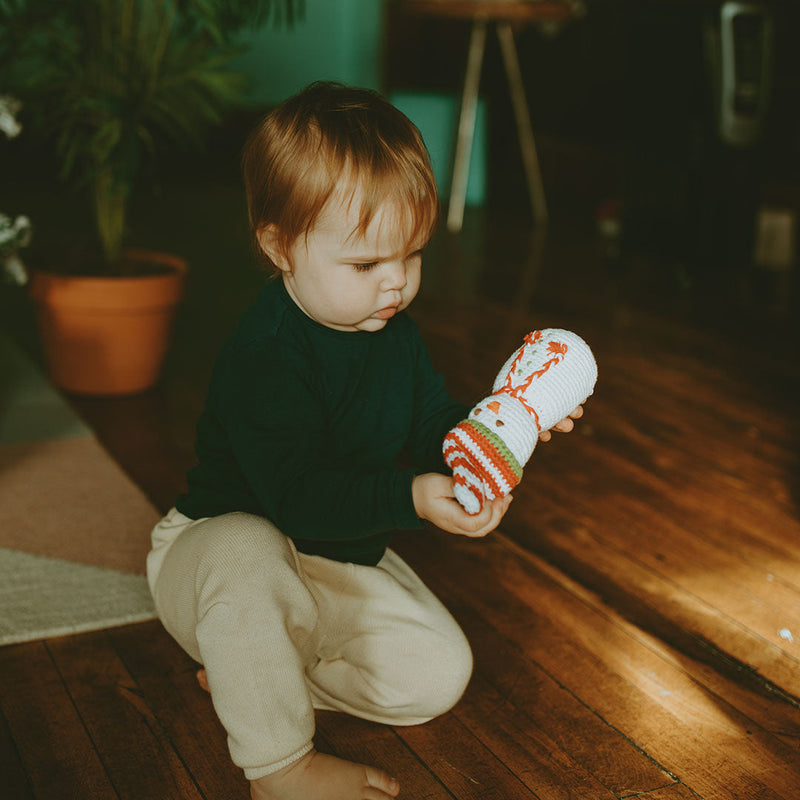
1;174;799;799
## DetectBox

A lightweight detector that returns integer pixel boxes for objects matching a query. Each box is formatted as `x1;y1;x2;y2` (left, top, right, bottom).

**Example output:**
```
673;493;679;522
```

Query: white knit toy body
443;329;598;514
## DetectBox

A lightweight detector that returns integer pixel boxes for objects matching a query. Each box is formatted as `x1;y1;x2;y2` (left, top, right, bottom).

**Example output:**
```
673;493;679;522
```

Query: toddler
146;81;580;800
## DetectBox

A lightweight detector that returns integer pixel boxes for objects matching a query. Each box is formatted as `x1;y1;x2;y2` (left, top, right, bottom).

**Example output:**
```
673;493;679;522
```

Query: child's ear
257;225;290;272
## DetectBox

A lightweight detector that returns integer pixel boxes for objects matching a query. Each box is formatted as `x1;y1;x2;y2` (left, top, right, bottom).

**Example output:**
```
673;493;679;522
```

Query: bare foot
250;749;400;800
196;672;398;799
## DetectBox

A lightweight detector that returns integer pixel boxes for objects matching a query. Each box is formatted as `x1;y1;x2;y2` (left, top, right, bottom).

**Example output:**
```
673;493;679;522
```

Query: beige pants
146;509;473;780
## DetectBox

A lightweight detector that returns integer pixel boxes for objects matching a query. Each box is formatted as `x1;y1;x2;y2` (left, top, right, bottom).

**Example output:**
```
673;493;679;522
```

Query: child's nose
380;260;407;291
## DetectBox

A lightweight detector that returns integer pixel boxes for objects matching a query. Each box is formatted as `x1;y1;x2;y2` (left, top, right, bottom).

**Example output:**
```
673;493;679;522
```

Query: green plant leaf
1;0;298;269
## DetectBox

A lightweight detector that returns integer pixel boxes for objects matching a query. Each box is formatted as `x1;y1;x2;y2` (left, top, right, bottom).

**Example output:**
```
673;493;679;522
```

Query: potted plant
1;95;32;291
0;0;298;395
1;95;32;292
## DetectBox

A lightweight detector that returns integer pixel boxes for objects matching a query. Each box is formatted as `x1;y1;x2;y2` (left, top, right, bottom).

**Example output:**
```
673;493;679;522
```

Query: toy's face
468;392;538;463
469;392;539;436
469;393;515;431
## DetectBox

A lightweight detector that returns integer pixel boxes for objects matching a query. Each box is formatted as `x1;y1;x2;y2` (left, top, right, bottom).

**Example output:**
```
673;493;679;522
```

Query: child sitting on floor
146;81;581;800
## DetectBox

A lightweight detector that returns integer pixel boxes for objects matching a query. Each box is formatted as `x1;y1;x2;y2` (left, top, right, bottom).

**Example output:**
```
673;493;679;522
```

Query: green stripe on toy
461;418;523;480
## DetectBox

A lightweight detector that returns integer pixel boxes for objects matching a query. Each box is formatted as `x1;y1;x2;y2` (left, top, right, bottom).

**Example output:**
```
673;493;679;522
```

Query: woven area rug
0;333;159;645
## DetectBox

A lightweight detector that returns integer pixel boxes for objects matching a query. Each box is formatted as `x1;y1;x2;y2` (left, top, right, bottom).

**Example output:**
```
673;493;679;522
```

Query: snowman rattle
443;329;598;514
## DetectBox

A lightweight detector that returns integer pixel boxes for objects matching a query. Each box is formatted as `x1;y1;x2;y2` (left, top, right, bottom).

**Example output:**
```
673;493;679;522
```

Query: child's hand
538;405;584;442
412;473;512;538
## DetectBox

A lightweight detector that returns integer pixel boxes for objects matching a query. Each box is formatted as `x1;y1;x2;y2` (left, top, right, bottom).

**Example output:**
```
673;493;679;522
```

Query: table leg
447;18;487;233
497;21;549;224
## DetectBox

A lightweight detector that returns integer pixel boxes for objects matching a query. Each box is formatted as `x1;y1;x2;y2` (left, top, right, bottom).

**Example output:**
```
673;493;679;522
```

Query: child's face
272;187;425;333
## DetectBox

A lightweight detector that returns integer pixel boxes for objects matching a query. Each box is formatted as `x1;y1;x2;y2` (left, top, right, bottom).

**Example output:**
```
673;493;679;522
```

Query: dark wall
385;0;800;262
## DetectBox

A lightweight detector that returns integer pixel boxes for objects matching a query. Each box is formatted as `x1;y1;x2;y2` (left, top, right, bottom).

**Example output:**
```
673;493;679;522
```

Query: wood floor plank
108;620;248;800
405;530;800;800
506;501;800;701
526;415;800;585
533;487;800;645
395;712;540;800
315;712;456;800
545;489;800;619
47;630;205;800
604;340;796;424
0;640;118;799
569;385;800;560
642;639;800;752
499;539;800;800
631;783;704;800
452;672;620;800
575;407;800;572
0;703;35;800
599;359;798;497
396;538;676;798
506;544;800;796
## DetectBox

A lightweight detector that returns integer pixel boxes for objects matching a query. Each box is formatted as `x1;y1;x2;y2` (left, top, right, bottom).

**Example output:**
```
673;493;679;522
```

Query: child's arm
403;319;470;473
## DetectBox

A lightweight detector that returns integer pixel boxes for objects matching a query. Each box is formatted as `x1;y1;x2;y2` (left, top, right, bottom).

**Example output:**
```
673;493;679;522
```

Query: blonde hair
242;81;439;271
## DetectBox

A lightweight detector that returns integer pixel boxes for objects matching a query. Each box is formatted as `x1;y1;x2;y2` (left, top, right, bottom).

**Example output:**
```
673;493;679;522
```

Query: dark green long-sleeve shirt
177;279;468;565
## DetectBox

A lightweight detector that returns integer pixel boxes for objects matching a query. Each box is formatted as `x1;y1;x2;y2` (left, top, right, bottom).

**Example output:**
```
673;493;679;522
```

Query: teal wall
234;0;385;106
233;0;486;205
391;92;487;205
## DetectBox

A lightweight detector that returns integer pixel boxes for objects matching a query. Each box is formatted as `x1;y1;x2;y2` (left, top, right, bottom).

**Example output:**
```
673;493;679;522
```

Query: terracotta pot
29;249;187;396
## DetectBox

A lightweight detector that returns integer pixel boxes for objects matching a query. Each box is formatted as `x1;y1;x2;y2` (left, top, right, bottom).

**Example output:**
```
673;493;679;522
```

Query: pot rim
29;248;187;310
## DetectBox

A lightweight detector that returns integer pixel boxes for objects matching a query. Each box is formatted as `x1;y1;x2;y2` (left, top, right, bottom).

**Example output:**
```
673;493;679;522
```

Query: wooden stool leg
447;18;487;233
496;21;549;224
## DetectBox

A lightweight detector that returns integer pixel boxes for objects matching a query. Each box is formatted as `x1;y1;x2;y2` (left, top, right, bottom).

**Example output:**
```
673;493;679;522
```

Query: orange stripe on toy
450;456;475;473
459;446;504;499
458;423;520;491
453;473;485;509
465;482;484;509
451;426;510;498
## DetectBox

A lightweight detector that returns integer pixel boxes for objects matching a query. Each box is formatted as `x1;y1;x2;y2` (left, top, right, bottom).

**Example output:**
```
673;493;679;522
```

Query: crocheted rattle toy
443;329;598;514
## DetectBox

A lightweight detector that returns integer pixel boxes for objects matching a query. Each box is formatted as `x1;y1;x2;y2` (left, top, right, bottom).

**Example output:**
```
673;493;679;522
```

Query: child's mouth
375;305;399;319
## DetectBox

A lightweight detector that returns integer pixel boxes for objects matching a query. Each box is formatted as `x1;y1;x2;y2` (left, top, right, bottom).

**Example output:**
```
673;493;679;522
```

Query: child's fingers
445;495;496;536
459;495;512;537
541;405;585;440
457;502;494;536
539;419;572;440
478;496;512;535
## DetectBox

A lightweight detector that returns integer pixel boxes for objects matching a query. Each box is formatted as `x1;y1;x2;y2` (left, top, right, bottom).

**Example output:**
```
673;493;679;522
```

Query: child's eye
351;261;379;272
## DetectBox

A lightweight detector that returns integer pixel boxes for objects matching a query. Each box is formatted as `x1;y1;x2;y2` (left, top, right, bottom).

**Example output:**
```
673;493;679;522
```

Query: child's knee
414;629;473;718
156;512;306;633
194;512;295;582
380;627;473;722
